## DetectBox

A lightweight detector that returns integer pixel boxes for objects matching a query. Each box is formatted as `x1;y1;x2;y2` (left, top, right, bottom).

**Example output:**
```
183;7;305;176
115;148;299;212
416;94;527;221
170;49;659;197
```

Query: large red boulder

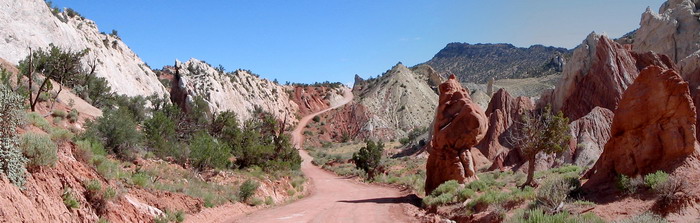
425;75;488;194
585;66;699;186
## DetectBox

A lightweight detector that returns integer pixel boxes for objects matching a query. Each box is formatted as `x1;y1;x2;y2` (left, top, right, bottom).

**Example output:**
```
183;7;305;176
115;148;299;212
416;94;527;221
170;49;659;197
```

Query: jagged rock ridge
0;0;168;97
167;58;299;125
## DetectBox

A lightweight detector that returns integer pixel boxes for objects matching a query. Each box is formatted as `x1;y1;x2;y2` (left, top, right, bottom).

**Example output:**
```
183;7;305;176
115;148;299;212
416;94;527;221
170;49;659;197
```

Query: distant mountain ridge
423;42;572;83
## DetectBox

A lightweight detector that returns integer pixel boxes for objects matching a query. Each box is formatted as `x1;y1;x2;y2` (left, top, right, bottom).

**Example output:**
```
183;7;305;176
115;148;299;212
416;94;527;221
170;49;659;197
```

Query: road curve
227;89;417;223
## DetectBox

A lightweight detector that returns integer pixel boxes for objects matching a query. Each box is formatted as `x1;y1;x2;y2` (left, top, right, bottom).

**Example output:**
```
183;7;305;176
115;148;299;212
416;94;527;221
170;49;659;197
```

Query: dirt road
227;89;418;223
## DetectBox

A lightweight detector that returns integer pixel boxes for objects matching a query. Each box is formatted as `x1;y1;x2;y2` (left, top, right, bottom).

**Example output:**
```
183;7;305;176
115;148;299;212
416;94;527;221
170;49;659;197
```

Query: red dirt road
228;89;418;223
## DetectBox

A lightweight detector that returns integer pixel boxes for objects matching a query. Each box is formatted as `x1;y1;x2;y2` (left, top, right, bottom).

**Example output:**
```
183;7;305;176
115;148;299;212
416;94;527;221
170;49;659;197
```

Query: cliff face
167;58;299;125
0;0;168;98
423;43;570;83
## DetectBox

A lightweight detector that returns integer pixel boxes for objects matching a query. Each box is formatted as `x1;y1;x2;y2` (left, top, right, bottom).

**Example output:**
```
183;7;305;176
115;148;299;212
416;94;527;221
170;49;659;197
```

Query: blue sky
52;0;664;84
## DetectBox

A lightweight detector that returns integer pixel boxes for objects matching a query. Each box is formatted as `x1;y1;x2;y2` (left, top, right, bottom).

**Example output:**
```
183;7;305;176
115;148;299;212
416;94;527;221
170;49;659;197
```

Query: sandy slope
225;89;418;223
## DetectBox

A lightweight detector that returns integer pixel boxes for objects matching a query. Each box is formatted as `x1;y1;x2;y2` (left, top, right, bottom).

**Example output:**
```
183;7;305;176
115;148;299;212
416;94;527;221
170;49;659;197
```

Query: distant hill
422;43;572;83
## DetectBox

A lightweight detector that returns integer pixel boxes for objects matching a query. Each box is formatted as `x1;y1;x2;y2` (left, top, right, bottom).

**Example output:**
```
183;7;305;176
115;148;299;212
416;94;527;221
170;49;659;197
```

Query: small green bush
468;190;509;210
312;116;320;122
25;112;51;131
62;188;80;209
467;179;489;192
50;128;74;143
0;85;28;187
51;109;67;118
84;179;102;192
352;140;384;180
67;109;79;123
103;187;117;200
82;108;142;159
617;174;644;194
536;177;580;213
644;171;669;191
131;172;149;187
239;180;260;202
265;196;273;205
20;132;58;168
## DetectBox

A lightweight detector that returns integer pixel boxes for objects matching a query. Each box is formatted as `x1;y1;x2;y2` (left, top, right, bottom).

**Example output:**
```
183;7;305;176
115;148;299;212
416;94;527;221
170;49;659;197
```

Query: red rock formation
567;107;614;167
290;86;332;116
476;89;534;164
425;75;488;194
558;36;639;120
585;66;699;186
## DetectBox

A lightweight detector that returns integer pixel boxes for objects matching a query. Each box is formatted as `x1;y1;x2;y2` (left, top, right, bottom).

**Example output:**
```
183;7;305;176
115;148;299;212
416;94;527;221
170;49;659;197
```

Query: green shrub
351;140;384;180
265;196;273;205
0;85;28;187
423;180;460;206
468;190;509;210
614;212;667;223
617;174;644;194
131;172;149;187
189;132;230;170
67;109;79;123
62;188;80;209
52;116;63;125
20;132;57;168
84;179;102;192
25;112;51;131
143;111;178;160
82;108;141;159
536;177;580;213
467;179;490;192
103;186;117;200
505;208;605;223
312;116;320;122
644;171;669;191
50;128;74;143
239;180;259;202
51;109;67;118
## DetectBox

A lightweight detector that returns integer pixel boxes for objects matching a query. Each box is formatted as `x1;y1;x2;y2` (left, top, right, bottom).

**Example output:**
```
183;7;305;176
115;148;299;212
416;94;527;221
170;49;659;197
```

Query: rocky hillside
166;58;300;125
0;0;168;97
316;63;441;142
423;43;571;83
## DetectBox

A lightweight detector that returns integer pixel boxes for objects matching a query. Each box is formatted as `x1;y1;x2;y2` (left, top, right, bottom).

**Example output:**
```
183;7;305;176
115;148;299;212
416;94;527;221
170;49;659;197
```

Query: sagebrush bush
644;171;669;191
67;109;79;123
51;109;67;118
50;128;74;143
617;174;645;194
536;177;580;213
239;180;260;202
505;208;605;223
62;188;80;209
0;85;28;187
20;132;57;169
25;112;51;131
84;179;102;192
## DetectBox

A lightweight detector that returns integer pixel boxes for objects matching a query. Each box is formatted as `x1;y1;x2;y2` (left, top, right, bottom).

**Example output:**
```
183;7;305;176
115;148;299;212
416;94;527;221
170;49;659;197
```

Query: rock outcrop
168;58;299;125
425;75;488;194
332;63;439;141
567;107;614;168
633;0;700;63
585;66;698;185
0;0;168;97
476;89;534;164
547;33;639;121
289;85;345;116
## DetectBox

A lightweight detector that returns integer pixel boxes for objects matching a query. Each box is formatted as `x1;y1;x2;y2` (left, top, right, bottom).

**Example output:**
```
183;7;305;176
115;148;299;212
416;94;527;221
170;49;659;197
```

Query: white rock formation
354;63;439;137
172;58;299;125
634;0;700;63
0;0;168;97
548;32;600;112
